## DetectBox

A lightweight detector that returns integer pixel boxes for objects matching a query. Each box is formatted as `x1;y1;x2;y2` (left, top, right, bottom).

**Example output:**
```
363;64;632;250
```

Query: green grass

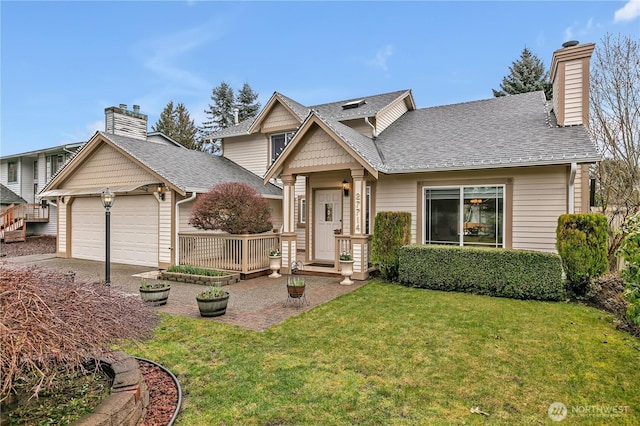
121;281;640;425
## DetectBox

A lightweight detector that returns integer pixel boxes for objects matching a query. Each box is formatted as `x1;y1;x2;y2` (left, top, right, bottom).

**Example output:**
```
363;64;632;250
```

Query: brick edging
73;352;148;426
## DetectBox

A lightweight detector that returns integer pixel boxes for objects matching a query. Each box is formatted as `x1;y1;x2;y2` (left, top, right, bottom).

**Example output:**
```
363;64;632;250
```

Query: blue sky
1;1;639;156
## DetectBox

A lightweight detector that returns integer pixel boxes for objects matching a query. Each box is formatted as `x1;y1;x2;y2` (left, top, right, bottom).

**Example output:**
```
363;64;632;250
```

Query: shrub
556;213;609;297
189;182;273;234
0;263;158;401
371;212;411;282
617;214;640;326
167;264;226;276
398;245;565;301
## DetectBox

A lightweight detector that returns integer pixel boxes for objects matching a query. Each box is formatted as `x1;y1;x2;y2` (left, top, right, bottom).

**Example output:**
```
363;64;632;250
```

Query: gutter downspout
568;162;577;213
174;192;197;265
364;117;377;138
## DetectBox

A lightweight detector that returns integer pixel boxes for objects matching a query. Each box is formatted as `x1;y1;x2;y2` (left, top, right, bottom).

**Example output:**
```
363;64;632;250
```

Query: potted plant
139;279;171;306
268;248;282;278
286;276;306;298
196;284;230;317
339;251;354;285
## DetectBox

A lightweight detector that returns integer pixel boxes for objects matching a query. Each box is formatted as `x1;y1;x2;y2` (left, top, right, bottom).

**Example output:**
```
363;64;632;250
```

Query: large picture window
270;132;294;163
424;185;504;248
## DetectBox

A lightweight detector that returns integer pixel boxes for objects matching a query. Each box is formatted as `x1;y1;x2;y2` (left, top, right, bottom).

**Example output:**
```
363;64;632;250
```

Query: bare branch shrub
0;262;159;401
189;182;273;234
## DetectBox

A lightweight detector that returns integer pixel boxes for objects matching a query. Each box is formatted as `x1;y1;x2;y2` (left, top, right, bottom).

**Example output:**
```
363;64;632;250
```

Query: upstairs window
270;132;294;163
33;160;38;180
8;162;17;182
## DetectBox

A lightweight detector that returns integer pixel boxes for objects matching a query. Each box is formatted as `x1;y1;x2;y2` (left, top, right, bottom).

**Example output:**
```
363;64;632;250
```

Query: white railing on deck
178;232;280;274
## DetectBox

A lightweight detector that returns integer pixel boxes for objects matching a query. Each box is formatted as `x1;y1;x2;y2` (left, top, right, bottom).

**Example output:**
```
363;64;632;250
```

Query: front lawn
122;281;640;425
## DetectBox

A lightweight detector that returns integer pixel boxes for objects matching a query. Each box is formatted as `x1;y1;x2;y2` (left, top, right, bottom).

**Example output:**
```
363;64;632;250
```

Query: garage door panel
72;196;158;267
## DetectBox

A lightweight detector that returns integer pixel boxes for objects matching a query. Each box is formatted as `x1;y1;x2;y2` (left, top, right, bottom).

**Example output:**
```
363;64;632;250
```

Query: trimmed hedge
556;213;609;296
371;212;412;281
398;245;565;301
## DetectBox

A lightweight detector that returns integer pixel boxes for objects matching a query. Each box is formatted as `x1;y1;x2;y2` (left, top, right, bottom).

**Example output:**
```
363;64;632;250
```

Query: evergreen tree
202;81;235;133
151;101;201;150
493;47;552;99
235;82;261;122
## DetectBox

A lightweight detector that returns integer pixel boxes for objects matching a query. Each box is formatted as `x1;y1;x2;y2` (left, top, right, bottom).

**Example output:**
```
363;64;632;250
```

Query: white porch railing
178;232;280;274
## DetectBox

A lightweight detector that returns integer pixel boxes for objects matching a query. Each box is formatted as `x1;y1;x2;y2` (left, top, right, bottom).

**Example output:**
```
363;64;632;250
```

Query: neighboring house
1;141;84;236
0;184;27;208
42;41;598;279
211;41;599;279
40;105;282;268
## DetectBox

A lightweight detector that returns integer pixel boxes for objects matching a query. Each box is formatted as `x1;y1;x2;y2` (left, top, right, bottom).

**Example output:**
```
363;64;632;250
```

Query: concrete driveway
4;255;365;331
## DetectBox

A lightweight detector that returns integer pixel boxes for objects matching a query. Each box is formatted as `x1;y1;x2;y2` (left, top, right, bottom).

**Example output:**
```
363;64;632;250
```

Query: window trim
270;131;295;164
297;196;306;227
7;161;17;183
422;184;507;248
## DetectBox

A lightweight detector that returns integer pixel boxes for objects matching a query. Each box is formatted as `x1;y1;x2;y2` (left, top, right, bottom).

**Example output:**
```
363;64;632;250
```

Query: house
1;141;84;238
42;41;598;279
40;105;282;269
211;41;599;280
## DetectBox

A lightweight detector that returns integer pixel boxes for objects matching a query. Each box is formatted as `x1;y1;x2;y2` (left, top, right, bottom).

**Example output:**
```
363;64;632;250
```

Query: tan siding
179;200;199;232
61;145;156;189
373;166;567;252
261;103;299;131
269;199;283;232
223;134;268;177
58;200;67;254
377;100;408;134
289;127;353;169
552;76;561;120
340;119;373;137
158;192;172;265
564;61;583;126
295;177;306;248
376;175;418;243
512;166;566;252
574;164;583;213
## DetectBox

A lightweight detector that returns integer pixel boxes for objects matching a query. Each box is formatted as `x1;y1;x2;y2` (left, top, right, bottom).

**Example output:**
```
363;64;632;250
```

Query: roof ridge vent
342;99;366;110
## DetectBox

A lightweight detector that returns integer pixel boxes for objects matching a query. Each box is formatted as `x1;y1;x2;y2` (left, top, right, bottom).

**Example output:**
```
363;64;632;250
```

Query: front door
314;189;342;262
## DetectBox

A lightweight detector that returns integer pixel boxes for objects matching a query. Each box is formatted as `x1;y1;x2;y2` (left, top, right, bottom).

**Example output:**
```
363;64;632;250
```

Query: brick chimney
550;41;595;127
104;104;148;140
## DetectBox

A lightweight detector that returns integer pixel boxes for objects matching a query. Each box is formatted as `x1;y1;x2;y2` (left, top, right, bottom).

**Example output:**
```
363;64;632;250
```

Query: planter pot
339;260;354;285
268;255;282;278
287;285;305;298
196;292;230;317
139;285;171;306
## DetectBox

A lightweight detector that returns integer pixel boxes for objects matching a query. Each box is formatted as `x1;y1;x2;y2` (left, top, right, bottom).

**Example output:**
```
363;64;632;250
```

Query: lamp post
101;188;115;284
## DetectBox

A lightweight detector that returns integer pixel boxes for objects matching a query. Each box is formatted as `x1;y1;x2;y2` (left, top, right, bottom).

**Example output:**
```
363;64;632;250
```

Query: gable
287;125;356;170
59;143;156;190
261;102;300;132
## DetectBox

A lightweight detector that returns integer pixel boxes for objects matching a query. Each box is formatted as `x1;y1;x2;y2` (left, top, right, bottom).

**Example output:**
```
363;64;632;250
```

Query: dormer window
270;132;294;163
342;99;366;110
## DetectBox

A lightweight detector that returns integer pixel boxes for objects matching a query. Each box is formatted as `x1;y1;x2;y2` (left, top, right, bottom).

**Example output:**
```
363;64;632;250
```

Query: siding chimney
550;41;595;127
104;104;148;140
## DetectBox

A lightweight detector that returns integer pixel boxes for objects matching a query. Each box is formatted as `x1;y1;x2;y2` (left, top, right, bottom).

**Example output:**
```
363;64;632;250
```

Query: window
33;160;38;180
270;132;294;163
8;162;17;182
424;185;504;248
297;196;306;226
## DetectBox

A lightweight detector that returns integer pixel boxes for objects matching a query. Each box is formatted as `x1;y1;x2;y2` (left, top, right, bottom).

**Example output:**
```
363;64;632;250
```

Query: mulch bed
0;235;56;258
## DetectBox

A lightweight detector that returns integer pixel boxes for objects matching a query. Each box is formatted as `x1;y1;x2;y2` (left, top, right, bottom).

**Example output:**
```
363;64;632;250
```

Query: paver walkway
5;255;365;331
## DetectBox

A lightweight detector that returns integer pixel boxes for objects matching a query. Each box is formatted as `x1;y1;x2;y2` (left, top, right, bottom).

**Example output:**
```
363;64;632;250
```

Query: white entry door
314;189;342;262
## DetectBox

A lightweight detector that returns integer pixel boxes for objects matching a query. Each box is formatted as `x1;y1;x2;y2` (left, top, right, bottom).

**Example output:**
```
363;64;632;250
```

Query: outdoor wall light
342;180;350;197
101;188;115;284
157;183;167;201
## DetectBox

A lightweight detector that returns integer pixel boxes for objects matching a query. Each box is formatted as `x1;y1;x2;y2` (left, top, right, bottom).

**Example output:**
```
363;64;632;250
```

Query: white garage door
72;195;159;267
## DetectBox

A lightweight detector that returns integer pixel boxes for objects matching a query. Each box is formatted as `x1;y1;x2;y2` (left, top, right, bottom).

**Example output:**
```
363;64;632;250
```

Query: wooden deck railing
178;232;280;275
1;203;50;241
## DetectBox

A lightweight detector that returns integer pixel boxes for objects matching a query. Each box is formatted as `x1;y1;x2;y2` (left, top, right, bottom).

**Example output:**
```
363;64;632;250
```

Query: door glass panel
324;203;333;222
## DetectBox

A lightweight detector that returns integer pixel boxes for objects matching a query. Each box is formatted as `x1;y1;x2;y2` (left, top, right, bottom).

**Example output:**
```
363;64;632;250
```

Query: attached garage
71;195;159;267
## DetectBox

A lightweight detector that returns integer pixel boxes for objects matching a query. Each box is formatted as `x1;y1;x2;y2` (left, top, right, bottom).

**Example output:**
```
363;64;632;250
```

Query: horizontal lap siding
377;100;409;134
512;166;566;252
563;61;584;126
223;134;268;177
376;175;418;244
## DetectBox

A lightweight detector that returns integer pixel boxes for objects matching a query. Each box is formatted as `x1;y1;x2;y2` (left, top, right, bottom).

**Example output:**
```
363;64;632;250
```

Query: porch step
293;267;341;279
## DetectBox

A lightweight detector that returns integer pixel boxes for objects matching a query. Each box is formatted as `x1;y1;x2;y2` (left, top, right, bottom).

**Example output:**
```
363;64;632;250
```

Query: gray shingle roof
374;91;600;173
101;132;282;197
210;89;411;139
0;184;26;205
